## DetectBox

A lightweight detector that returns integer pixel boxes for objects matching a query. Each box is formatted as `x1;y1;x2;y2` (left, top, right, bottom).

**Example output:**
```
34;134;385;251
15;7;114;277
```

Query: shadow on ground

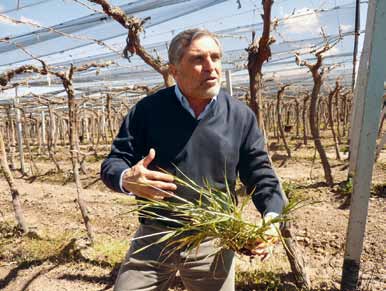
0;238;117;291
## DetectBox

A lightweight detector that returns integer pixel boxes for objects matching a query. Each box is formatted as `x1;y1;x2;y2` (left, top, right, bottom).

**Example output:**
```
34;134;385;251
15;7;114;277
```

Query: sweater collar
174;85;217;120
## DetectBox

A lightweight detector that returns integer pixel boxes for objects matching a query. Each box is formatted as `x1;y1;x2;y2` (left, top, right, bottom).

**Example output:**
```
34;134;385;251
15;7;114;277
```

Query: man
101;29;284;291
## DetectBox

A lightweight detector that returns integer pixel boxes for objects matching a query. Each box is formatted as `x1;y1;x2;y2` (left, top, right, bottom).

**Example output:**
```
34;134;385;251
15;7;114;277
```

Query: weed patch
84;236;129;267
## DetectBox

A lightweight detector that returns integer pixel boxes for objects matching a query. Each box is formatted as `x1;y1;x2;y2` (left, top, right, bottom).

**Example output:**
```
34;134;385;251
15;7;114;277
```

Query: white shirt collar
174;84;217;120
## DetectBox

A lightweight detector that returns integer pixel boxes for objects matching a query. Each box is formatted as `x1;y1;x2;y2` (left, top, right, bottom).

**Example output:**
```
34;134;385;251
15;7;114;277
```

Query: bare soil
0;139;385;291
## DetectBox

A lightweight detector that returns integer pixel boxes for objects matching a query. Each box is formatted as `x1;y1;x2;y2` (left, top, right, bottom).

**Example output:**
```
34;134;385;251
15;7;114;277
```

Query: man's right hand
122;148;177;200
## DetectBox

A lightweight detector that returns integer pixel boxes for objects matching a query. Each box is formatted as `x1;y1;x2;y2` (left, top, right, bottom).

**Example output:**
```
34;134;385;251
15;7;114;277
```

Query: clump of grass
1;230;77;263
341;145;349;154
1;226;130;268
20;233;72;261
85;237;129;267
281;180;297;198
236;270;285;291
129;168;305;256
0;221;23;239
337;178;353;196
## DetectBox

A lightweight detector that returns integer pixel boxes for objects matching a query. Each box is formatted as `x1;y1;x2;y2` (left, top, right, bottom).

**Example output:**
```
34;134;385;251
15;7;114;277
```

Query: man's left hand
246;236;279;260
239;223;280;260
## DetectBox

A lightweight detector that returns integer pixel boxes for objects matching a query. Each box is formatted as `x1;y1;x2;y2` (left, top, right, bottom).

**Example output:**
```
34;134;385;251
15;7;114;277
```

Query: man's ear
169;64;177;78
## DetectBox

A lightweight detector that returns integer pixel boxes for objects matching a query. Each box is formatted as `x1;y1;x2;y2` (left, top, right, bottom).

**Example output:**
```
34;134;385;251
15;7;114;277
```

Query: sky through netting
0;0;367;102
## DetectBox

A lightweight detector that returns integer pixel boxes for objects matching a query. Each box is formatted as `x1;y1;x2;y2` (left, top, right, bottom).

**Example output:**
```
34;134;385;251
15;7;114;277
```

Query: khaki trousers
114;223;235;291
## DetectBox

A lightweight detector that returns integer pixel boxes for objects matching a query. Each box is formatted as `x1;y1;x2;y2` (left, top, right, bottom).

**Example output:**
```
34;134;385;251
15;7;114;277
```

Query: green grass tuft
236;269;296;291
1;228;129;267
128;168;306;257
336;178;353;196
85;237;129;267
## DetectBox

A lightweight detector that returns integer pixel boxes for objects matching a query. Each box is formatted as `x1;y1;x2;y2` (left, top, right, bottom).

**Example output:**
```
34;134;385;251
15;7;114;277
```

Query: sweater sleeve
100;103;146;193
238;111;285;216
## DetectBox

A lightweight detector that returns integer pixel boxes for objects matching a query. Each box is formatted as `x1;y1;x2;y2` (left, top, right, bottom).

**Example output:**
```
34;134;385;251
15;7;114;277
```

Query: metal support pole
351;0;361;91
225;70;233;96
341;0;386;290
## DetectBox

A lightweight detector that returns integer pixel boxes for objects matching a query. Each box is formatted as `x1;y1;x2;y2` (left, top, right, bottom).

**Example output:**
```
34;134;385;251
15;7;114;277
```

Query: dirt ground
0;139;385;291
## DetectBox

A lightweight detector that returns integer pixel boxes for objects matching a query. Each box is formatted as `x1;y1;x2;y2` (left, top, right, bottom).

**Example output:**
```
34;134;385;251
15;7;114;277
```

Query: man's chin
203;84;221;98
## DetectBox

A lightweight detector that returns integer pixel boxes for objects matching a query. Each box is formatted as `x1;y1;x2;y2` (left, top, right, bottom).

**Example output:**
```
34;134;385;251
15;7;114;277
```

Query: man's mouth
203;77;218;84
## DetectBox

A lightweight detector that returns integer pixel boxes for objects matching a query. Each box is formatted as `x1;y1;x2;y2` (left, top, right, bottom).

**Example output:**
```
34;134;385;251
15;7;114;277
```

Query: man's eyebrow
189;50;221;55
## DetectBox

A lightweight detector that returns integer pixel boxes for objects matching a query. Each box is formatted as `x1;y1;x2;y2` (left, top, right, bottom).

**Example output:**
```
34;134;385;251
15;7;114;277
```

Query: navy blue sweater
101;86;284;219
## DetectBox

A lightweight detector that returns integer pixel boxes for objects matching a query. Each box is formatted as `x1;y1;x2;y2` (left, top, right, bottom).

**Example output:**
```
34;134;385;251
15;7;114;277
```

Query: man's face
170;36;222;100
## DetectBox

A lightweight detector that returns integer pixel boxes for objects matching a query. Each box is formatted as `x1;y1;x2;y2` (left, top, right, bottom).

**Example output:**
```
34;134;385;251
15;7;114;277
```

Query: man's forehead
186;36;221;53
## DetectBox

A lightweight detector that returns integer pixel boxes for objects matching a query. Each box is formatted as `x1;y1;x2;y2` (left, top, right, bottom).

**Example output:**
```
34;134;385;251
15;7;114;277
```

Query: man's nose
203;57;216;71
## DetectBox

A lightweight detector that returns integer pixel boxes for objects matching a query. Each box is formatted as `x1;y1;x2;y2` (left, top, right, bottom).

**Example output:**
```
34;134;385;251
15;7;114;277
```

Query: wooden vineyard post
341;0;386;290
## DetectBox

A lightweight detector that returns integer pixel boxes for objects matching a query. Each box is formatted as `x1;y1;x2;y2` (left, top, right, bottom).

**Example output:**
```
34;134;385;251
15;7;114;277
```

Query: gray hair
168;29;222;65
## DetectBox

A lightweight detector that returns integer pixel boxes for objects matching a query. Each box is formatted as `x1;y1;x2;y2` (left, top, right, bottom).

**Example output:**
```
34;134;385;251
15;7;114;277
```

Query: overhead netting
0;0;366;103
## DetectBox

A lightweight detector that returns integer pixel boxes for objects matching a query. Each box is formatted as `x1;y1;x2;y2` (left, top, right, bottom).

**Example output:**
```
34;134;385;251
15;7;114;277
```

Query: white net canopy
0;0;367;104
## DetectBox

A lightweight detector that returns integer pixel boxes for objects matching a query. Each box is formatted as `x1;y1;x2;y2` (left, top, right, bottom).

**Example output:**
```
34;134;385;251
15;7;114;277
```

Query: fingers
145;169;175;183
133;186;172;200
260;251;271;262
123;173;176;200
142;148;156;168
249;245;272;261
124;179;175;199
240;237;277;259
139;169;176;191
148;180;177;191
126;148;179;199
